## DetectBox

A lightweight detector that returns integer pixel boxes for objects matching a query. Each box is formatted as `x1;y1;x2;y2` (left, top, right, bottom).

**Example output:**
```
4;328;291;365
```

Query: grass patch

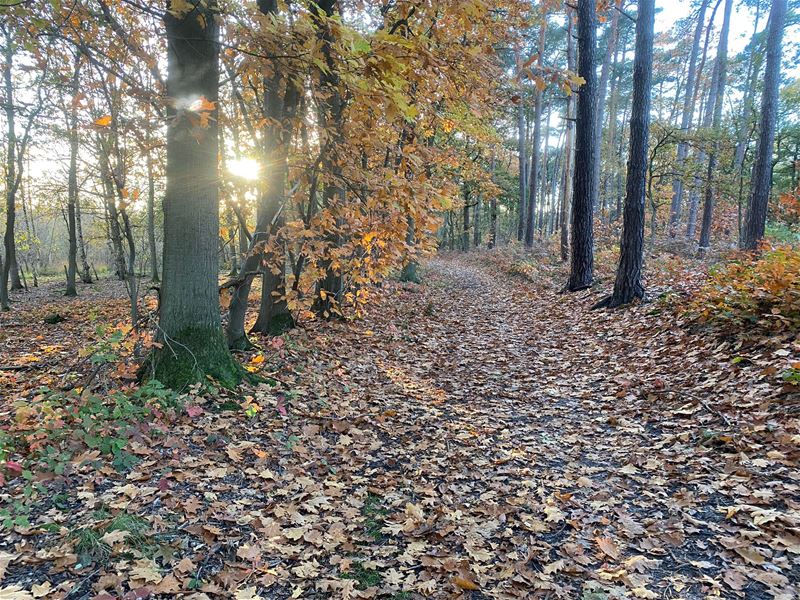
361;493;388;540
341;562;382;590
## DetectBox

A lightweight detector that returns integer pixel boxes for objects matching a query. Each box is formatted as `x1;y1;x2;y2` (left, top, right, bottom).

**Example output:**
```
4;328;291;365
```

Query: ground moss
152;326;243;391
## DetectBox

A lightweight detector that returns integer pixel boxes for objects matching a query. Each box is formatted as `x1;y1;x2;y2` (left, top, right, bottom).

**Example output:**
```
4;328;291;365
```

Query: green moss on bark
152;326;243;391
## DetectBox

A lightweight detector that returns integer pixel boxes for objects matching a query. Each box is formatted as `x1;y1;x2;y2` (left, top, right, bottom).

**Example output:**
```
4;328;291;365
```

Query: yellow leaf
94;115;112;127
452;576;479;591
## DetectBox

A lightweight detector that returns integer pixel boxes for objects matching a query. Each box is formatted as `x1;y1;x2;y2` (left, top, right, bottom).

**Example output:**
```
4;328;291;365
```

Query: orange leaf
94;115;112;127
453;577;479;591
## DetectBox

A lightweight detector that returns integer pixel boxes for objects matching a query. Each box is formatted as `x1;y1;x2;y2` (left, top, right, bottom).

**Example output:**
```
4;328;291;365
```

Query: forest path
2;254;795;599
313;252;795;598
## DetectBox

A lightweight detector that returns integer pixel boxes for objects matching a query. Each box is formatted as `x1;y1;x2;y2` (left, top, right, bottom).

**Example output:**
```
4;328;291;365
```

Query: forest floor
0;253;798;599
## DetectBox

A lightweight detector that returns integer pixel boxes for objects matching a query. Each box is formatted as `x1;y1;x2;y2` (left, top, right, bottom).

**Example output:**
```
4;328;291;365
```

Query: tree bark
594;2;620;216
669;0;709;235
65;54;81;297
154;0;240;390
146;130;159;282
2;29;22;303
697;0;733;252
525;24;545;248
567;0;597;291
515;48;527;243
742;0;787;249
596;0;654;308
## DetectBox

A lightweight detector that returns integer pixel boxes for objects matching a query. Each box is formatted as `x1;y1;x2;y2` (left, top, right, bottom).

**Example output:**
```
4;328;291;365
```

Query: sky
656;0;800;75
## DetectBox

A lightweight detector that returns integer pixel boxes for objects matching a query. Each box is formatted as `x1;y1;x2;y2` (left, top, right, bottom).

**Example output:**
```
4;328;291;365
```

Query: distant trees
742;0;788;249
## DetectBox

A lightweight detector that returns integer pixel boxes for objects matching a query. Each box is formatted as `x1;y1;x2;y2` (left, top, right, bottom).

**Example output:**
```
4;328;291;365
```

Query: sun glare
228;157;261;181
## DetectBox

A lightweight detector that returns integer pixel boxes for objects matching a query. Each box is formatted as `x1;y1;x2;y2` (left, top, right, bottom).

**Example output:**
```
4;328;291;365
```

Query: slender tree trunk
154;0;240;390
597;0;654;307
472;192;481;247
515;49;527;243
525;24;545;247
489;156;498;249
146;133;159;282
594;3;619;215
733;7;764;173
560;8;575;262
669;0;709;235
538;101;551;235
462;191;470;251
75;191;92;284
686;7;721;239
698;0;733;253
65;54;81;297
742;0;787;249
567;0;598;291
2;30;22;302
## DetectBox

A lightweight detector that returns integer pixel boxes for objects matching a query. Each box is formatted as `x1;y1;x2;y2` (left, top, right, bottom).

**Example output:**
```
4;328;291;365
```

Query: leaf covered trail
1;255;798;598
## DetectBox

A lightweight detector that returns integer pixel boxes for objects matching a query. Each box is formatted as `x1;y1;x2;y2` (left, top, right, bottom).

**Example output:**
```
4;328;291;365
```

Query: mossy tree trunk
154;0;241;390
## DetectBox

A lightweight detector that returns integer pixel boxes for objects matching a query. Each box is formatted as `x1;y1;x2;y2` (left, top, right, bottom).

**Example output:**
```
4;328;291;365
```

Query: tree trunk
594;2;619;216
525;24;545;248
560;7;575;262
733;7;765;174
312;0;346;319
75;190;92;284
669;0;709;235
742;0;787;249
567;0;597;291
65;54;81;297
146;132;159;282
153;0;240;390
515;48;527;243
2;30;22;303
698;0;733;253
597;0;654;308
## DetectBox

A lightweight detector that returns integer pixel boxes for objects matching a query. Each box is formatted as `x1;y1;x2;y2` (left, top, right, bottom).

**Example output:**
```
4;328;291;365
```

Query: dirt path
1;255;796;599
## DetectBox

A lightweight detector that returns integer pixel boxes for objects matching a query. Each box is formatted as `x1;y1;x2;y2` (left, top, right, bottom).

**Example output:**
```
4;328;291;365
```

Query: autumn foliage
689;244;800;332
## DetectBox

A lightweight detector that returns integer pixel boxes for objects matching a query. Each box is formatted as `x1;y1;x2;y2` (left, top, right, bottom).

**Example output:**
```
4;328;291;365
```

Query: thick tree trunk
312;0;346;319
154;0;240;390
733;8;764;174
567;0;597;291
669;0;709;235
65;55;81;297
698;0;733;253
742;0;787;249
596;0;654;308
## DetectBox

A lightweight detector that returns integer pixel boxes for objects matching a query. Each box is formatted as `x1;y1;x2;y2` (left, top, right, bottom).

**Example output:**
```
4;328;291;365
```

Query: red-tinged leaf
186;406;204;418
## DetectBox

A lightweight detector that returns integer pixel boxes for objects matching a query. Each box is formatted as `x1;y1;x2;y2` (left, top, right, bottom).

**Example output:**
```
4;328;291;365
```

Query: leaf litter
0;254;798;599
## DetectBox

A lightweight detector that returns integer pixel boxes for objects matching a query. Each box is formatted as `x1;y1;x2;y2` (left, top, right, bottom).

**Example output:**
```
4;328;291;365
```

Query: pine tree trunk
742;0;787;249
596;0;654;308
669;0;709;235
560;8;575;262
515;47;527;243
567;0;598;291
594;3;619;215
698;0;733;253
154;0;240;390
525;25;545;248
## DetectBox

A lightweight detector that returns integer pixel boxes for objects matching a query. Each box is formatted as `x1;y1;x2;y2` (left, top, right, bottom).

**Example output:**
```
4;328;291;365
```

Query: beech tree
152;0;241;389
742;0;788;249
596;0;655;308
